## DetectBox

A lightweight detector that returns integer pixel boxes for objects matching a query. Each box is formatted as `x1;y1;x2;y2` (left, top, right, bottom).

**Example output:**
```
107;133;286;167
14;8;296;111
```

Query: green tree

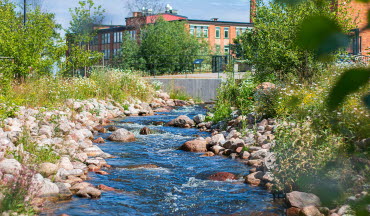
65;0;105;76
139;18;210;74
113;32;143;70
0;0;65;78
235;0;353;82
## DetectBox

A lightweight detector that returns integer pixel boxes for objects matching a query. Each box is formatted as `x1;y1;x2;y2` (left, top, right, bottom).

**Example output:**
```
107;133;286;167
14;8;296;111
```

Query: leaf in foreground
327;68;370;111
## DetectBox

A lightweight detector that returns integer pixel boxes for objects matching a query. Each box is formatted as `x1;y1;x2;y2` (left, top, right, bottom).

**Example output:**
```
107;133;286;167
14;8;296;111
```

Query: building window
236;27;249;37
224;45;229;54
215;27;220;38
190;26;195;35
203;27;208;38
224;27;229;39
129;30;136;40
102;33;111;44
190;25;209;38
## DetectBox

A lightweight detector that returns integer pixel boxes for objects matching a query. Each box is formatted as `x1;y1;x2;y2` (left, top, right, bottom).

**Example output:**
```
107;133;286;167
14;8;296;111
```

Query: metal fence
114;54;235;76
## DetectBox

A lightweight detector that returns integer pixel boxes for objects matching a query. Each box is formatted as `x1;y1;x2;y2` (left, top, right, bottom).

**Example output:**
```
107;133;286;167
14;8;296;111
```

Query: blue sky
14;0;251;31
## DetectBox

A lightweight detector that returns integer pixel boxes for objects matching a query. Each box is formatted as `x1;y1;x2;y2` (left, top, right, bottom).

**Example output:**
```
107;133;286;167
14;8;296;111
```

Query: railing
109;54;235;77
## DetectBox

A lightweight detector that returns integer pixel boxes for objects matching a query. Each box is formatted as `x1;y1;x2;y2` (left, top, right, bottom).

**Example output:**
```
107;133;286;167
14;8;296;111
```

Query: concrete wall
150;78;222;102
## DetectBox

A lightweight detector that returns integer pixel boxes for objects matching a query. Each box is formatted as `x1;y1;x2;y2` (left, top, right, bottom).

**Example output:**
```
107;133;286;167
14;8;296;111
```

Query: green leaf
296;15;349;56
327;68;370;111
356;0;370;3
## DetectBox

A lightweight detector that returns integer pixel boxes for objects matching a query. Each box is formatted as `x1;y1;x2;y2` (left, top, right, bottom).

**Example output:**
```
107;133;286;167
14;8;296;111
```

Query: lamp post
23;0;26;25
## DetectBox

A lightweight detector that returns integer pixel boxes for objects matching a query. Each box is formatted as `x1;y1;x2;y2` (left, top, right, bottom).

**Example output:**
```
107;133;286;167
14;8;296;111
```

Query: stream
48;105;284;215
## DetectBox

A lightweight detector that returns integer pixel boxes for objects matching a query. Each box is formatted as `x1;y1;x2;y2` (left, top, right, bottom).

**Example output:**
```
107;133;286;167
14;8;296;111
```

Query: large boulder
166;115;195;128
139;127;152;135
179;139;207;152
0;159;22;175
76;186;101;198
33;174;60;197
55;182;73;200
210;134;226;146
286;191;321;208
245;171;264;186
193;114;206;124
300;205;323;216
107;128;136;142
208;172;236;181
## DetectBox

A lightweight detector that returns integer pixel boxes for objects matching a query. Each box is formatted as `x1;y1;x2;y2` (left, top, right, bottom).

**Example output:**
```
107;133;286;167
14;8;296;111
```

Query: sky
13;0;251;34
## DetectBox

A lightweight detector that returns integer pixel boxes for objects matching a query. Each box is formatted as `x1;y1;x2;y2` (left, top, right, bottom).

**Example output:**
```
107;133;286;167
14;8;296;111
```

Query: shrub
272;120;345;193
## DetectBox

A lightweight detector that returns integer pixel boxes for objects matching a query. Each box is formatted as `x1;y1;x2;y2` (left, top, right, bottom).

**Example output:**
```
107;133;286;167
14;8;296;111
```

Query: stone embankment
0;91;194;213
174;109;367;216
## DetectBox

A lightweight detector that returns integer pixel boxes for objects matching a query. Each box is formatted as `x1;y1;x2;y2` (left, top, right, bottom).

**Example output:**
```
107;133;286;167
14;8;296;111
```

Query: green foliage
235;0;353;82
114;32;143;70
0;1;65;78
327;68;370;111
137;18;210;75
212;73;257;122
67;0;105;43
65;0;105;76
272;120;344;192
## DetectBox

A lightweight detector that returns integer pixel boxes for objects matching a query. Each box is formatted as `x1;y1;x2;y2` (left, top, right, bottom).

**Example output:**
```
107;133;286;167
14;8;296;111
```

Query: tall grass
0;68;155;113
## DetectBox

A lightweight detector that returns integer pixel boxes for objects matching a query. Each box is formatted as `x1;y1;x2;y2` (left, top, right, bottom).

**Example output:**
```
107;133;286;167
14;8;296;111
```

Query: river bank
0;91;196;214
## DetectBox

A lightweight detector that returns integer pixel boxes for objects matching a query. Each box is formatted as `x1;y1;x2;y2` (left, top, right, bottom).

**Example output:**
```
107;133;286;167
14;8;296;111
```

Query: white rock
58;157;74;171
0;159;22;175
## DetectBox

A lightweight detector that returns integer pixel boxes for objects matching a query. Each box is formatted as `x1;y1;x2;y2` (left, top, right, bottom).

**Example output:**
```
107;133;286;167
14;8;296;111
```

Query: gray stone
166;115;195;128
193;114;206;124
108;128;136;142
250;149;268;159
286;191;321;208
210;134;225;145
76;186;101;198
300;205;323;216
55;182;73;200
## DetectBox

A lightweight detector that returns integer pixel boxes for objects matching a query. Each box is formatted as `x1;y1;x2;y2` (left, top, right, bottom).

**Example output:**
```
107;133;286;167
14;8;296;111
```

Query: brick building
346;1;370;54
90;6;253;61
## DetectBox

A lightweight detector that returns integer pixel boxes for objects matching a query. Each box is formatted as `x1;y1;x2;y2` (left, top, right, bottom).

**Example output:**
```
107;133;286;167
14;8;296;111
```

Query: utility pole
23;0;26;25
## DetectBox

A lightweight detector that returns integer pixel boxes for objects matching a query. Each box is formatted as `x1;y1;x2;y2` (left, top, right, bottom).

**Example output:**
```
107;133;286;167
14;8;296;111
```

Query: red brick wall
348;1;370;53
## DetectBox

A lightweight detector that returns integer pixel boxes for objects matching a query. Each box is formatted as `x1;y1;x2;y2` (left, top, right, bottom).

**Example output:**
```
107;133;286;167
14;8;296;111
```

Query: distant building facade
88;6;253;62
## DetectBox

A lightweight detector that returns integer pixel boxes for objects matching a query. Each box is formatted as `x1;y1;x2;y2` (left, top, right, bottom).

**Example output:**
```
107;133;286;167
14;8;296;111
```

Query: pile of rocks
179;114;277;189
0;91;193;212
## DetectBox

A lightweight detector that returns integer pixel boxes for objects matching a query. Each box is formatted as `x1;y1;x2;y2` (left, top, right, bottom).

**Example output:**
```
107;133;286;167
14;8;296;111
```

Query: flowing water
48;106;284;216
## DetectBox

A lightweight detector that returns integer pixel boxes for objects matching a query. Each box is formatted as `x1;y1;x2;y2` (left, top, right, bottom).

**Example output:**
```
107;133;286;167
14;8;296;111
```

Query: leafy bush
212;73;257;122
272;120;345;192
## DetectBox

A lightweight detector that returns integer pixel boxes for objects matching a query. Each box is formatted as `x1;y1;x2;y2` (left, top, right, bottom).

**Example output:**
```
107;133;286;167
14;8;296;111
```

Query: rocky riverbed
0;92;197;214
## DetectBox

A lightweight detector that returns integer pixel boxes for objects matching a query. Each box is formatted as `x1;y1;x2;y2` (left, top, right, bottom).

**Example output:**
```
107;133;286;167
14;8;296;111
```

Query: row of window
102;30;137;44
102;48;122;59
190;25;250;39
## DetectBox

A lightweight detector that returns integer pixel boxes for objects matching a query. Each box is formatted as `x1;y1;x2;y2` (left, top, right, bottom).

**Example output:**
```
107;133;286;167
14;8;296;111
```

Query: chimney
133;12;142;17
250;0;256;23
